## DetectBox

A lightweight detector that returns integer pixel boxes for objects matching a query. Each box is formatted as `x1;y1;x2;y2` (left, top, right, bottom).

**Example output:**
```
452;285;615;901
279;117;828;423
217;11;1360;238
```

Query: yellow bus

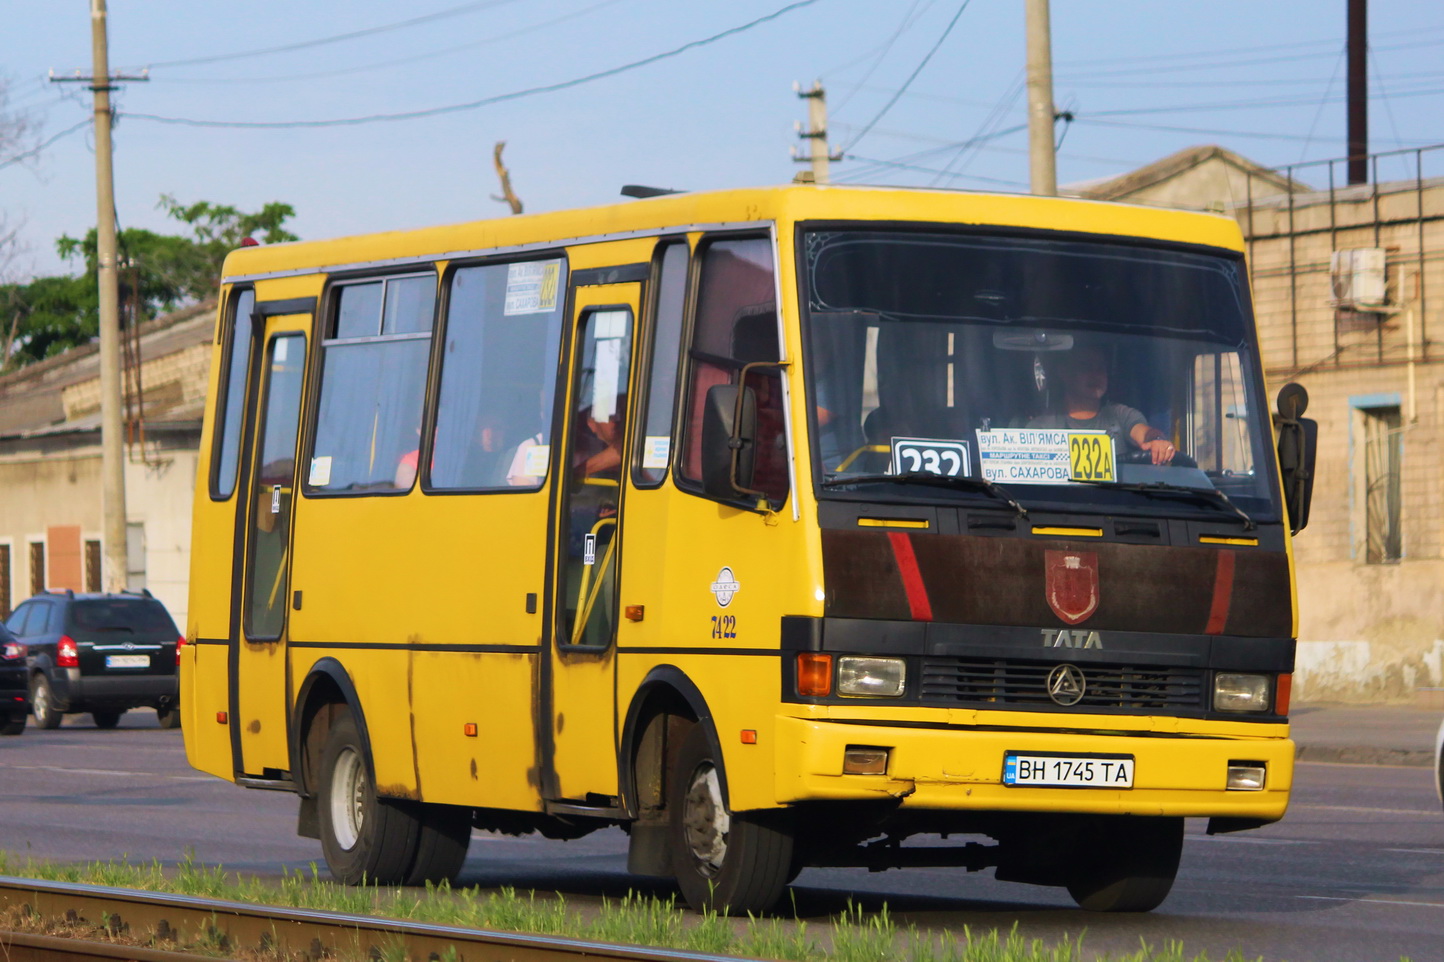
183;185;1317;914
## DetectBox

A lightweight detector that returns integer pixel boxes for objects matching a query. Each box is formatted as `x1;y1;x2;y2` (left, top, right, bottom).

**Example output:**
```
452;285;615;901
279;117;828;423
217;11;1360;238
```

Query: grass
0;850;1402;962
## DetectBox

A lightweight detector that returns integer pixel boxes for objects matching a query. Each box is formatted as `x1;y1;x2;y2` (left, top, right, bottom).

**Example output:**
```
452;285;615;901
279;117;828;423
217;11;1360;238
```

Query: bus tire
317;710;420;885
1065;815;1182;912
403;803;472;886
668;725;793;915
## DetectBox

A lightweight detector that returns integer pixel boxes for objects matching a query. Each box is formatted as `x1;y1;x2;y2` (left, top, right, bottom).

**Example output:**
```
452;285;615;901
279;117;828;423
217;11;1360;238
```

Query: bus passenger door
231;313;309;778
546;283;640;803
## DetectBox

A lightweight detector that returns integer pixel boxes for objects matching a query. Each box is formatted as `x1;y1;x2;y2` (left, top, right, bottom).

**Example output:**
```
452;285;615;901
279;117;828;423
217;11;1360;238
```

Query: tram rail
0;876;748;962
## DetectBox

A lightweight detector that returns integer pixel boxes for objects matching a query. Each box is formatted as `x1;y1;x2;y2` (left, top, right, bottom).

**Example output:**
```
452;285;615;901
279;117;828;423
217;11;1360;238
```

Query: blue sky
3;0;1442;281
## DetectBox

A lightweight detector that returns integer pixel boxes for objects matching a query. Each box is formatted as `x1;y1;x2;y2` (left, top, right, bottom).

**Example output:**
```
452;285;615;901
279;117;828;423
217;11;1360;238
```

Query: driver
1028;346;1177;465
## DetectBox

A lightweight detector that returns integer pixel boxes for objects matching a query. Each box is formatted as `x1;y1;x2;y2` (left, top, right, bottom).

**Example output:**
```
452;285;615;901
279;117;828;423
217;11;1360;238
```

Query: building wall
1239;179;1444;701
0;434;199;630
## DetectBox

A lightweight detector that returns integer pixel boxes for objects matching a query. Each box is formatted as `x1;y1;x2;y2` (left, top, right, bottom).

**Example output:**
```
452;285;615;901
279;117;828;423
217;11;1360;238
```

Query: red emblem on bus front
1045;550;1099;625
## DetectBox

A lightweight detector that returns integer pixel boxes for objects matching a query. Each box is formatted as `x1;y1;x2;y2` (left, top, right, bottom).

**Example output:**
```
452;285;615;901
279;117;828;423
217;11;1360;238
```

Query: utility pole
52;0;147;592
792;82;841;184
1346;0;1368;185
1025;0;1058;196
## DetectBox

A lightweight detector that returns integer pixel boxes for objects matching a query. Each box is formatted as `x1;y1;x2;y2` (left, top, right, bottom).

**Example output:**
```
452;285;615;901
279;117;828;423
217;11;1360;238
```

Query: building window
1355;402;1403;564
29;541;45;596
0;544;11;618
85;540;102;592
126;523;147;591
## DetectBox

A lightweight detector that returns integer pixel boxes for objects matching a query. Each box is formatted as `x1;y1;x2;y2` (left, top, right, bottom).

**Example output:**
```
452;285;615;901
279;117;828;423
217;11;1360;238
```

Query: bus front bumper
772;714;1293;821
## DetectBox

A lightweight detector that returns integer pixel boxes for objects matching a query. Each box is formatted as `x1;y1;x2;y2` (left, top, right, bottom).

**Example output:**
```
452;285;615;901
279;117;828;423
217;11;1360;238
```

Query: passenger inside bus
1027;345;1177;465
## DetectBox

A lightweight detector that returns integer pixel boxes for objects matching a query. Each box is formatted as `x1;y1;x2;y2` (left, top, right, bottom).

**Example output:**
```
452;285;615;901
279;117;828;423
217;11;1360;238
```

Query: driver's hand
1143;438;1176;465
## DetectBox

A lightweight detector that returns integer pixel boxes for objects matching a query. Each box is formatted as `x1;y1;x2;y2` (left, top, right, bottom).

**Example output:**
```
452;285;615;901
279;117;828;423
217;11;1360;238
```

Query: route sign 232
890;437;971;477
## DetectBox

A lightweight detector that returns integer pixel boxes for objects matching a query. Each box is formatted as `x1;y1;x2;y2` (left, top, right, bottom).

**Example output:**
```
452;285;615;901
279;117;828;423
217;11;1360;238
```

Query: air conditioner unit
1331;248;1388;310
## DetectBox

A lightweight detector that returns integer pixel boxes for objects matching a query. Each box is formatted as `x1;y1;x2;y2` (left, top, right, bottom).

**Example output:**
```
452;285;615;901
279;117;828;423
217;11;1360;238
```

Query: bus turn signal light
464;723;478;737
797;653;833;697
1275;673;1292;716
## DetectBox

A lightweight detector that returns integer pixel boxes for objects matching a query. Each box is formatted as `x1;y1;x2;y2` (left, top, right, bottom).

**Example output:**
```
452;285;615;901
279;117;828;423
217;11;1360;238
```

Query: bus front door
231;311;309;779
546;283;640;803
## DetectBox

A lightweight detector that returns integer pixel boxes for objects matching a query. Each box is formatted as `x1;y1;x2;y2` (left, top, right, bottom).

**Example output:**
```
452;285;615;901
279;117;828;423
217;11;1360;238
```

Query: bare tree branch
491;141;523;215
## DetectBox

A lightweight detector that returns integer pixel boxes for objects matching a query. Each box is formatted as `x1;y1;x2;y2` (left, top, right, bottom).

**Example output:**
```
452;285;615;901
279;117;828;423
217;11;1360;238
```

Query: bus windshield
803;228;1281;523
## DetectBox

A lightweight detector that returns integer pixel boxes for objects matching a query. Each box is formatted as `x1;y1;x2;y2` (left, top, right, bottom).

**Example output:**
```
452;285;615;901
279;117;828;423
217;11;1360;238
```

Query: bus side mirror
1275;382;1317;535
702;383;757;499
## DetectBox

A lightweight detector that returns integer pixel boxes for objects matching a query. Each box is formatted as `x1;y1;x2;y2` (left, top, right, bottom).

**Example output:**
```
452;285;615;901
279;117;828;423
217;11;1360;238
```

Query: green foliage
0;195;296;372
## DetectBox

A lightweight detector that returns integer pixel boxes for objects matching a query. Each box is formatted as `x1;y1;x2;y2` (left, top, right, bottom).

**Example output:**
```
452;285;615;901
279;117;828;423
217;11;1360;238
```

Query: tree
0;196;297;371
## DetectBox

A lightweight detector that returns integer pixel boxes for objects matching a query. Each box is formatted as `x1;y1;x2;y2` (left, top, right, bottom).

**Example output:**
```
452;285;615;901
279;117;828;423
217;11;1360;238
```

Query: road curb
1295;745;1433;767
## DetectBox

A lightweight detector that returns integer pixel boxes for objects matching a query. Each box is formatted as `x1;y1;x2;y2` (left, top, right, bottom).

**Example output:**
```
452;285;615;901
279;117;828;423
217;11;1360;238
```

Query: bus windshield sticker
889;437;969;477
521;444;550;477
976;428;1115;485
503;261;561;315
308;455;333;487
641;436;670;469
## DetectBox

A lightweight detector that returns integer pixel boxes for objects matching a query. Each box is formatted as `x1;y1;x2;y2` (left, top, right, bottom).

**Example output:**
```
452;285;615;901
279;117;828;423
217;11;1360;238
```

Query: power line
839;0;971;154
828;0;930;115
122;1;820;130
0;119;91;171
155;0;628;86
129;0;525;71
1073;116;1439;146
843;154;1028;187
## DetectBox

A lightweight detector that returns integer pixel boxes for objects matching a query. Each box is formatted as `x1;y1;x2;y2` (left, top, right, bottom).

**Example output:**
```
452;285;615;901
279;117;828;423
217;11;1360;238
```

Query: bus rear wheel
318;711;421;885
1065;815;1183;912
668;725;793;915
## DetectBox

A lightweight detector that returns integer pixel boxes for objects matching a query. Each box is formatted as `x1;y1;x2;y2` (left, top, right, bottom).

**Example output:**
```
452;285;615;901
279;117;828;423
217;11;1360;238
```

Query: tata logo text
1041;628;1102;649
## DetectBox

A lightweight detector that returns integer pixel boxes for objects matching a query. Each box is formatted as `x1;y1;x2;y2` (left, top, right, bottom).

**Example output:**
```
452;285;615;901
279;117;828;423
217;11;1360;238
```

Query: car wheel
156;705;181;729
92;710;124;729
1065;815;1183;912
317;710;422;885
30;675;62;730
668;725;794;915
0;712;25;736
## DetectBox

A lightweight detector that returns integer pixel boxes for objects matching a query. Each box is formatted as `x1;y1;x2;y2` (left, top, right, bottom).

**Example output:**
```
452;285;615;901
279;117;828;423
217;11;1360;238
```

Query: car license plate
1003;753;1134;788
106;654;150;669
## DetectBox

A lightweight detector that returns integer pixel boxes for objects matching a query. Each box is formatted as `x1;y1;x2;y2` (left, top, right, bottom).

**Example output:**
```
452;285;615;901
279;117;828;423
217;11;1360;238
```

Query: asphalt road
1;713;1441;962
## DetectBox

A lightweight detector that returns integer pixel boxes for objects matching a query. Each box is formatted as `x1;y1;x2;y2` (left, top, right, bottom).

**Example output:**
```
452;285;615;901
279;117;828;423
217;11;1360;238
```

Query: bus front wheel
668;725;793;915
1065;815;1183;912
317;711;421;885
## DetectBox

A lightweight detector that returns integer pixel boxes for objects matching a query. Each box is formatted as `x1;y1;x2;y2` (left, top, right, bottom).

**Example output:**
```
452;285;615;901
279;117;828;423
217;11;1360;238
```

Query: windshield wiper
1072;479;1255;531
821;472;1027;518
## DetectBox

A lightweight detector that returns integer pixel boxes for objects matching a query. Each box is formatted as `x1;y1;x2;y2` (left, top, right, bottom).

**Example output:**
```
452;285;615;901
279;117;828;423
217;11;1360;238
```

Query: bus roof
220;184;1246;283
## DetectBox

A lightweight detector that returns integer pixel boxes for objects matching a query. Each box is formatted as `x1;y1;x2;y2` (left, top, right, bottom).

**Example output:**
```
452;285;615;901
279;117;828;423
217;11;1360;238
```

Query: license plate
106;654;150;669
1068;432;1115;482
1003;753;1134;788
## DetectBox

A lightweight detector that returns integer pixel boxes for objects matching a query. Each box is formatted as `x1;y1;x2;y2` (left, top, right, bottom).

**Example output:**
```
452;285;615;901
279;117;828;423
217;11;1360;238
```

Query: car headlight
837;656;906;697
1214;673;1271;712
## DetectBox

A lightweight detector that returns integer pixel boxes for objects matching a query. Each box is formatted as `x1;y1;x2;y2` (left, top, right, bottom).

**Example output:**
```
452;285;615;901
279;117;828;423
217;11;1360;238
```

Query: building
0;302;214;628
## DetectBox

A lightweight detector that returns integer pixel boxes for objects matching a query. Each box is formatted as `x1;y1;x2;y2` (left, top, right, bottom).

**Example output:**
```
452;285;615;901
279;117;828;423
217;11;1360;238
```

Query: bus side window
633;242;688;486
429;259;568;491
307;275;436;494
211;287;254;500
677;237;787;504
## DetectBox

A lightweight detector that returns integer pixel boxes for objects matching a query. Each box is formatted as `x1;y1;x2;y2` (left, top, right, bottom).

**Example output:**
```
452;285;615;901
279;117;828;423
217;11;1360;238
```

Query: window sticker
308;456;333;487
274;338;289;362
889;437;969;477
522;444;551;477
976;428;1115;484
641;436;671;470
503;262;561;315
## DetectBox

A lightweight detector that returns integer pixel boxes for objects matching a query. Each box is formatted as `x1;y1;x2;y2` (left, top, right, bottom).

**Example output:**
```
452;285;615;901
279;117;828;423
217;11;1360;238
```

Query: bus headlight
1214;673;1271;712
837;657;906;698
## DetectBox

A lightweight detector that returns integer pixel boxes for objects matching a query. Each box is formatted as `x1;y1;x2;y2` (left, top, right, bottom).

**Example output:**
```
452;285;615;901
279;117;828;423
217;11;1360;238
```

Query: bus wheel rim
682;762;730;877
331;747;365;850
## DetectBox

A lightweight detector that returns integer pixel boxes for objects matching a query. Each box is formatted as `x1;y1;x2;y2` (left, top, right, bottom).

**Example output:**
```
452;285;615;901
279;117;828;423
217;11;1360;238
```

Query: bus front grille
919;658;1207;712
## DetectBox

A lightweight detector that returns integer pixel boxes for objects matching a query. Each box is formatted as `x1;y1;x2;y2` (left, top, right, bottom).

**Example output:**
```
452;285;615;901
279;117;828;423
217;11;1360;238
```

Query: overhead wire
1298;46;1347;164
838;0;971;154
0;119;91;172
156;0;629;86
121;1;820;130
128;0;528;71
828;0;930;115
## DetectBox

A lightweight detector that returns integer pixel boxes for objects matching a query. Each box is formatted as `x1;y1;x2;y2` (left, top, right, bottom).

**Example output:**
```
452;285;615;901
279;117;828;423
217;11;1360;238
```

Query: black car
4;590;182;730
0;623;28;735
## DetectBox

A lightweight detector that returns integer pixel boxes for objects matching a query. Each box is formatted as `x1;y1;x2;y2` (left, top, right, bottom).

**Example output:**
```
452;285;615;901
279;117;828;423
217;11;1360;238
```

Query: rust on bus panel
821;528;1290;637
